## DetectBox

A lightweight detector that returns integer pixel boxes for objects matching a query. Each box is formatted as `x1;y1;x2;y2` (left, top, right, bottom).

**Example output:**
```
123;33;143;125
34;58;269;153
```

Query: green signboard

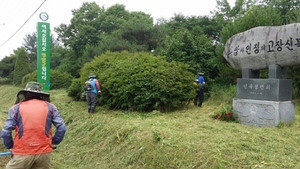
37;21;50;90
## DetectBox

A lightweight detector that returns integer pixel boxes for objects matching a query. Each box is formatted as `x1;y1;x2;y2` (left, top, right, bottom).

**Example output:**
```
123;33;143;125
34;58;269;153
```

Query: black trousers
86;92;98;112
194;89;204;107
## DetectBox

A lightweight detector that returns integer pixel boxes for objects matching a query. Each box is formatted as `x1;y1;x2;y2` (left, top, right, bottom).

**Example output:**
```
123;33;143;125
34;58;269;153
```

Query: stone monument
222;23;299;127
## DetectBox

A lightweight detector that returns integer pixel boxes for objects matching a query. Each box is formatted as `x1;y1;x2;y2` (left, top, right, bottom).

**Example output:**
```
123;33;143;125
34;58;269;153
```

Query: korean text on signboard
37;22;50;90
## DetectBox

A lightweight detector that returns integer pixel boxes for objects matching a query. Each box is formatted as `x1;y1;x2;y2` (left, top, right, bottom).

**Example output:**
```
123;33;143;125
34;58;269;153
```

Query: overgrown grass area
1;84;300;168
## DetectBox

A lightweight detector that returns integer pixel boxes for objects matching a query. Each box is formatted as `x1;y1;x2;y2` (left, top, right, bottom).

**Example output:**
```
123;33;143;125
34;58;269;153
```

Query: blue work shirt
197;75;205;89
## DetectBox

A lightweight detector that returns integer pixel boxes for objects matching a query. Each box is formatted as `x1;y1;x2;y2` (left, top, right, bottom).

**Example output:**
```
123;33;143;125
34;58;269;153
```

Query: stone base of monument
233;98;294;127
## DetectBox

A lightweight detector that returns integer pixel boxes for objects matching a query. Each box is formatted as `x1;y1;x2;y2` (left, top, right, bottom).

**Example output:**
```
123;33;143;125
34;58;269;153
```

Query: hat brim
19;90;50;96
16;90;50;104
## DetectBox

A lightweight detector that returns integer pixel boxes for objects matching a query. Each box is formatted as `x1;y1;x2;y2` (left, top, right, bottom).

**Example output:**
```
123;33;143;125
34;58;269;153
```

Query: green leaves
163;27;215;75
22;70;72;90
13;48;31;85
69;51;195;112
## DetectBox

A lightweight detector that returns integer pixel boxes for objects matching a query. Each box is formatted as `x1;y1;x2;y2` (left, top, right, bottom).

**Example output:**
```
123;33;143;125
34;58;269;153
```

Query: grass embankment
0;85;300;168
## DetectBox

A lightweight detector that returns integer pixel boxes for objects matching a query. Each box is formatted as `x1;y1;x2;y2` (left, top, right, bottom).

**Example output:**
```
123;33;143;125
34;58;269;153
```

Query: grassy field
0;85;300;168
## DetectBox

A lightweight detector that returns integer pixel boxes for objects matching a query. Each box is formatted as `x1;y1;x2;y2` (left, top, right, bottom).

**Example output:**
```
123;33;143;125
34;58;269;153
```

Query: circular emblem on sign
39;12;49;21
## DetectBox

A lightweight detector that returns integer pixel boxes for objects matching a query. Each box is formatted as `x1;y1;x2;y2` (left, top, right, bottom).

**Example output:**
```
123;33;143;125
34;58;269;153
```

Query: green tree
50;46;70;69
54;3;156;77
54;2;107;77
260;0;300;24
56;50;78;76
118;11;154;51
96;11;155;53
153;14;223;56
99;4;130;34
151;19;173;55
163;27;215;76
214;0;256;20
221;6;281;43
0;55;16;79
55;2;104;56
22;32;37;65
96;33;133;53
13;48;32;85
153;14;224;83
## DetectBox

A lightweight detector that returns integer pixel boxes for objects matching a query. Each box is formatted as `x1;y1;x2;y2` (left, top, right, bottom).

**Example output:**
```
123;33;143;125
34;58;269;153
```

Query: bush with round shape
68;51;196;112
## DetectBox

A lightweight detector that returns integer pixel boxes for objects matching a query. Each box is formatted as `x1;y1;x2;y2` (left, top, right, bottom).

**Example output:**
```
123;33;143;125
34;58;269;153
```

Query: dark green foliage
50;46;70;69
163;27;215;75
56;2;104;56
67;78;83;100
156;15;220;83
68;51;195;112
0;55;16;79
213;44;241;84
165;14;222;43
13;48;32;85
49;70;73;89
54;3;157;77
220;6;282;44
119;11;154;49
22;32;37;67
97;33;134;53
56;50;80;77
261;0;300;25
21;71;37;85
101;55;194;112
22;70;72;89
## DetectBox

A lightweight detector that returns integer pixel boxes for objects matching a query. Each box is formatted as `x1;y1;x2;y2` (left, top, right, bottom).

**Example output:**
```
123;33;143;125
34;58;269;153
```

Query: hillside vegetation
1;85;300;169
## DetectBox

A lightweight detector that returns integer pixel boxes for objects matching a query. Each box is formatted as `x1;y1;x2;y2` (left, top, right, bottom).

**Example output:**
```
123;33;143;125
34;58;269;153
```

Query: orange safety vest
12;99;53;155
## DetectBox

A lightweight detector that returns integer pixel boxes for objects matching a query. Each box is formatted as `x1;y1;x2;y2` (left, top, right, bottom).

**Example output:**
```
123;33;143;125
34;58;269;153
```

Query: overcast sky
0;0;235;60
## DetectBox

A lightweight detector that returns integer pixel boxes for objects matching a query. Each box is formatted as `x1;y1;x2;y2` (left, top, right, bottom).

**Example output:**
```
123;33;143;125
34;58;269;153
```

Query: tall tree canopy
163;27;215;76
54;3;156;77
55;2;104;55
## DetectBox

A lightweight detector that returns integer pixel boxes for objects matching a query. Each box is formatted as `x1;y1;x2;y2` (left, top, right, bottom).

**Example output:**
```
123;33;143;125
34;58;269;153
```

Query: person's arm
51;105;66;145
95;80;101;93
199;77;205;88
1;107;17;149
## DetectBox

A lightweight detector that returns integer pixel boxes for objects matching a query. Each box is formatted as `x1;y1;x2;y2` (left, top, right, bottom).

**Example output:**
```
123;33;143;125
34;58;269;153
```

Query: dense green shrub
66;78;84;100
22;71;38;86
22;70;72;89
68;51;196;112
50;70;73;89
